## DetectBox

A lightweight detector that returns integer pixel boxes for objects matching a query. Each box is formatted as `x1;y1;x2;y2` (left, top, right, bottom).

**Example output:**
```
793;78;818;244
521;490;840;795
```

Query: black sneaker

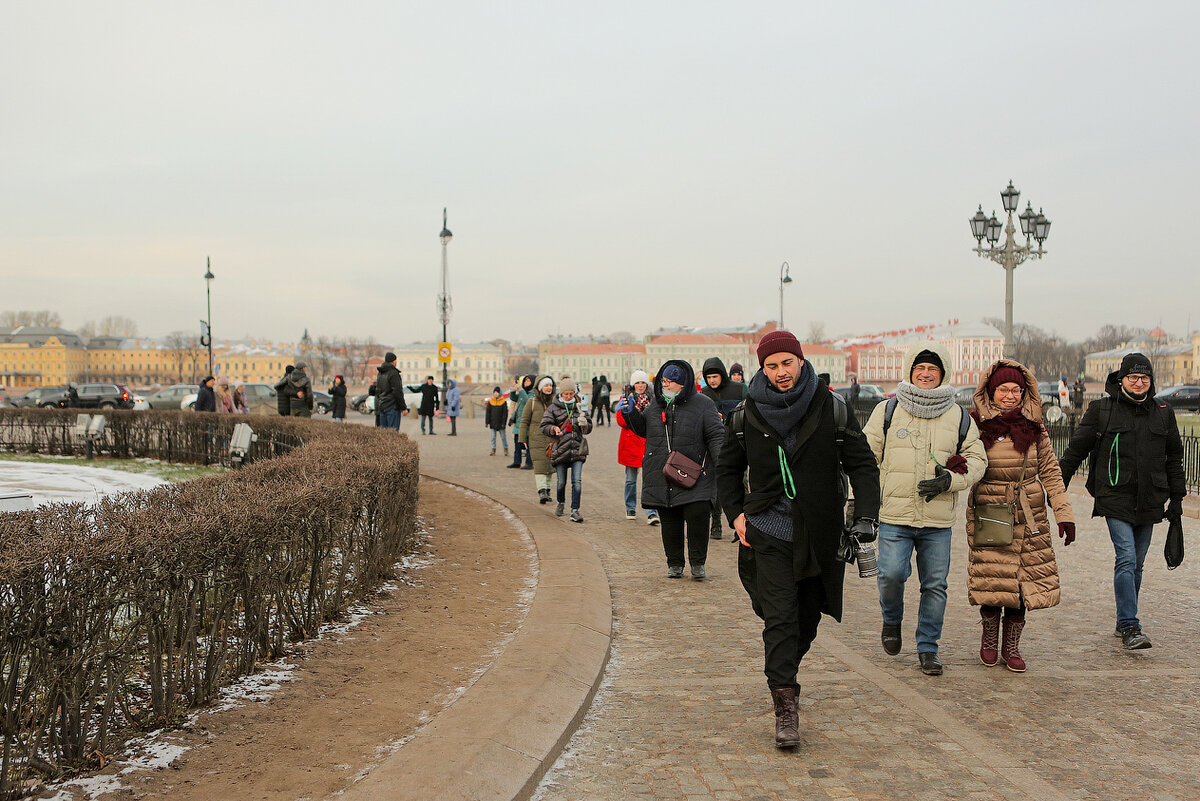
1120;627;1152;650
555;502;565;517
918;652;943;676
667;565;684;578
691;564;706;580
570;509;584;523
881;624;902;656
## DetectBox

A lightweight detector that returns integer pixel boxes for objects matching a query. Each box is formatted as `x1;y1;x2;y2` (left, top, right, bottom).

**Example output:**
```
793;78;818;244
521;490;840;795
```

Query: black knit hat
1118;352;1153;379
912;349;944;375
385;351;397;363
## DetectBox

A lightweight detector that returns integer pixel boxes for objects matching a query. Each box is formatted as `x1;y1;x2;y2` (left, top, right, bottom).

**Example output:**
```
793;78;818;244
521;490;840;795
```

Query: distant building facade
850;321;1004;388
540;344;648;386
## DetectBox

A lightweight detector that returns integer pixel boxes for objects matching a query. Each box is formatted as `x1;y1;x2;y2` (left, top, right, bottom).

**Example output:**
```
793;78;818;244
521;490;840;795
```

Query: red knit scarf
971;408;1044;453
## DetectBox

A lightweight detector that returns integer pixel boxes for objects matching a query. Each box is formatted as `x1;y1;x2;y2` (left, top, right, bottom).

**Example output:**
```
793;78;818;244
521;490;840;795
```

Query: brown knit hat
756;330;805;366
986;366;1025;396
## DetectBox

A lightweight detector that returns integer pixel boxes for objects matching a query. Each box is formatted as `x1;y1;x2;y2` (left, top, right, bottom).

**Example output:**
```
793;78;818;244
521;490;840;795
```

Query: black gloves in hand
849;518;878;543
1168;497;1184;521
917;465;952;503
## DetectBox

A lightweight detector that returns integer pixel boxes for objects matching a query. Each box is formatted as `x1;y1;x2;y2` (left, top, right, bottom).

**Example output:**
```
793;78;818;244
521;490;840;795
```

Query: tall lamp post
438;209;453;405
202;257;215;376
778;261;793;330
970;181;1051;349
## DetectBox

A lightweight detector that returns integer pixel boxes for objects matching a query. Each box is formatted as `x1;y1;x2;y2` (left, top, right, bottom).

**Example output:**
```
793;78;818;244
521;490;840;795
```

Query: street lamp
779;261;793;330
969;181;1051;349
438;208;453;405
202;257;215;377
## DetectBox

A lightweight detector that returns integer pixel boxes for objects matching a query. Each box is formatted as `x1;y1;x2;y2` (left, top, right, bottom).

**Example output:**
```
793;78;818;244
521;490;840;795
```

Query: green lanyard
1108;432;1120;486
778;446;796;500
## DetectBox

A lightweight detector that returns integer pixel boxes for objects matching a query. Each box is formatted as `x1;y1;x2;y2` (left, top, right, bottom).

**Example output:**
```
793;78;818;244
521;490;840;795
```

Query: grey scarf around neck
747;360;820;439
894;380;957;419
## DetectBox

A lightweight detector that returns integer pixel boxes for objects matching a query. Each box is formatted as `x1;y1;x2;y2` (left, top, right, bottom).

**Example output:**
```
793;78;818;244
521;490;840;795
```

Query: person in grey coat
540;378;592;522
626;359;725;580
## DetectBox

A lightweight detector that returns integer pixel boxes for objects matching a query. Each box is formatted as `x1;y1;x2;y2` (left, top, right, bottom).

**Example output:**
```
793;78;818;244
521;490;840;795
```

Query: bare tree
166;331;205;384
986;318;1084;380
0;310;62;328
97;315;139;337
806;321;827;343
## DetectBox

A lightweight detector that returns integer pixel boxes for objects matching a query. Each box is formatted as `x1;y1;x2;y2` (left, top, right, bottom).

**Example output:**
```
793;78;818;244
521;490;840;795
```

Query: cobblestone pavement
400;414;1200;801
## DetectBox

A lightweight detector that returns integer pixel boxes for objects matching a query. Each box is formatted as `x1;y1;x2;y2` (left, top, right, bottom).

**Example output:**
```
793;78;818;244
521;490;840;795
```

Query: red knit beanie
986;366;1025;396
756;330;805;366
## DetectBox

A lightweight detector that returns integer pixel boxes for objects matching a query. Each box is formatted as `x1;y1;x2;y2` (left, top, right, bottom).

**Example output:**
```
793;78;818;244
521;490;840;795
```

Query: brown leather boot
979;607;1001;666
1001;613;1026;673
770;688;800;748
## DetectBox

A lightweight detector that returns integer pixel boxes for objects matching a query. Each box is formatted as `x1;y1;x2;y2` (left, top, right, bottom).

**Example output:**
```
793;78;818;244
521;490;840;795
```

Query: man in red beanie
717;330;880;748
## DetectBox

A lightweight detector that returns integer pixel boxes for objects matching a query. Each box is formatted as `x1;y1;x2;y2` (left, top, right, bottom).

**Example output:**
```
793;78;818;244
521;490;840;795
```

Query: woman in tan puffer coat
968;360;1074;673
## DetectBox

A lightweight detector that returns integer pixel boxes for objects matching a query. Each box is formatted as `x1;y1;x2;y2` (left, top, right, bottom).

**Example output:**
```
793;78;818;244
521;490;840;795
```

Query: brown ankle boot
1001;613;1026;673
770;688;800;748
980;607;1001;666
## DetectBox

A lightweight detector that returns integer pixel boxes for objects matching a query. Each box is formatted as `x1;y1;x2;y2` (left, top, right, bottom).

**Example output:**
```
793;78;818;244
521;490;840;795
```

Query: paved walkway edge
337;472;613;801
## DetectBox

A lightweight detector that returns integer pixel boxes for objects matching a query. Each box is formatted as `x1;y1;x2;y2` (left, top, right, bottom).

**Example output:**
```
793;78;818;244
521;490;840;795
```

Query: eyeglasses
993;387;1023;396
1125;375;1151;384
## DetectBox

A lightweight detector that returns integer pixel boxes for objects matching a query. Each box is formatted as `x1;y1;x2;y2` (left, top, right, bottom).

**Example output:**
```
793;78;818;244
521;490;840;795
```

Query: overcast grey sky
2;2;1197;347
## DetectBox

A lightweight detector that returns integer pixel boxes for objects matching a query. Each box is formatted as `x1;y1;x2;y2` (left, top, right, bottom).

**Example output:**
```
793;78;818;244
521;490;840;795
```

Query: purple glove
1058;522;1076;546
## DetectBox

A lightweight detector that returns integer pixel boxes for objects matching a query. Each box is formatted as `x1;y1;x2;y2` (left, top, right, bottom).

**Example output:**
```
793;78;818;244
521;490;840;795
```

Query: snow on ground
0;460;168;506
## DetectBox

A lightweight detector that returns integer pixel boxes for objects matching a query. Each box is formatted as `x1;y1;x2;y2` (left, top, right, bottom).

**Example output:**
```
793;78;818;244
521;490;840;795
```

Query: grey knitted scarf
894;380;957;419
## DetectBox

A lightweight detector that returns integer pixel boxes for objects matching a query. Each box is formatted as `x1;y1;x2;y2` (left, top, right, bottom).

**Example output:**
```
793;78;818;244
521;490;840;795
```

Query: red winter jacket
616;407;646;467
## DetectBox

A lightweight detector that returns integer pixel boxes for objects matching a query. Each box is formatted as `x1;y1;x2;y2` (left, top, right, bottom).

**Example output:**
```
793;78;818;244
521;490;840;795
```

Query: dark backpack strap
957;405;970;453
728;400;747;444
880;396;899;458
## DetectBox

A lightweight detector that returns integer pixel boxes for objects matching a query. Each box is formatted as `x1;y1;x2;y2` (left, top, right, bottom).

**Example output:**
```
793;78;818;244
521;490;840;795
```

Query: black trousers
746;526;825;693
658;500;711;567
592;400;609;425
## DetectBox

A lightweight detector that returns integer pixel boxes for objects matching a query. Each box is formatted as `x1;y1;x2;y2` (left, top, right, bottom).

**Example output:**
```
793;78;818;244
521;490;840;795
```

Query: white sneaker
648;516;660;527
626;510;637;520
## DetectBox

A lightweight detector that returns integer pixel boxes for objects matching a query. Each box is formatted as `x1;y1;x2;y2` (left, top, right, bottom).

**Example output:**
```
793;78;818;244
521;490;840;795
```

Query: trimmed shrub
0;409;419;796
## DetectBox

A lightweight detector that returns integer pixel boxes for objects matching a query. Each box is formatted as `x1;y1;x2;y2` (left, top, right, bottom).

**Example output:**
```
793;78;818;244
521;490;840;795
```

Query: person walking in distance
728;363;748;397
375;353;409;430
196;375;217;412
716;330;880;748
274;365;294;417
701;356;746;540
968;360;1074;672
329;375;347;422
287;362;313;418
521;376;558;505
863;342;987;676
1058;353;1186;650
484;386;510;457
411;375;440;434
591;374;611;427
508;375;536;469
616;369;659;525
445;379;461;436
540;378;592;522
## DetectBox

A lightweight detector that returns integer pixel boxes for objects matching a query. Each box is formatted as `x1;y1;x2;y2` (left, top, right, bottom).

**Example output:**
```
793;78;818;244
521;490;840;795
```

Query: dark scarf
971;408;1043;453
747;360;820;441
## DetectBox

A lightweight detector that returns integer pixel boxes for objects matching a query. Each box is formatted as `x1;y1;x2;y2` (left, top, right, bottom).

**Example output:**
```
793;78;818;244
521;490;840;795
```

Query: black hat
912;349;944;375
385;351;397;363
1118;353;1153;379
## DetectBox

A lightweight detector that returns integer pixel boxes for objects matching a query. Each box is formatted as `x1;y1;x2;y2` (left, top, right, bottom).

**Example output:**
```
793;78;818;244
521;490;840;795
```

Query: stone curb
337;471;612;801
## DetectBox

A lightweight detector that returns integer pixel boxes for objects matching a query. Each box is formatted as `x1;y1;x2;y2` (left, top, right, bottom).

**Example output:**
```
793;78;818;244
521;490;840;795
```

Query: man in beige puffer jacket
863;341;987;675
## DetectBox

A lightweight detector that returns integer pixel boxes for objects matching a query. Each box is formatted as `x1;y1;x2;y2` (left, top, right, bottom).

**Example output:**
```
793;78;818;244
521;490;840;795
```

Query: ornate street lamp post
779;261;793;330
438;209;453;405
202;257;215;376
970;181;1051;349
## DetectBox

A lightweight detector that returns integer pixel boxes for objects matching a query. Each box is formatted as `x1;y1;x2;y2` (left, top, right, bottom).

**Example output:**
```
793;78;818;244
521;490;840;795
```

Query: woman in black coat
628;359;725;580
329;375;348;421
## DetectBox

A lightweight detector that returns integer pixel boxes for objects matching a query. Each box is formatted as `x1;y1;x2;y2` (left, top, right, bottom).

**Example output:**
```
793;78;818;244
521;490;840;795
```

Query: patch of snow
0;461;167;507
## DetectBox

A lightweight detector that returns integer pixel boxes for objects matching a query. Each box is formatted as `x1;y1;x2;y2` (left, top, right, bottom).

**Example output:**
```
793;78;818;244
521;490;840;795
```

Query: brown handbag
662;415;703;489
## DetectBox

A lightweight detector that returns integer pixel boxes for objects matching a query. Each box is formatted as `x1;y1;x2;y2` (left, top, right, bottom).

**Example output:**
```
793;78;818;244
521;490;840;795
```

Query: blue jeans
490;427;508;450
379;408;402;430
877;523;952;654
419;414;434;433
623;466;658;519
1107;518;1155;631
556;461;583;510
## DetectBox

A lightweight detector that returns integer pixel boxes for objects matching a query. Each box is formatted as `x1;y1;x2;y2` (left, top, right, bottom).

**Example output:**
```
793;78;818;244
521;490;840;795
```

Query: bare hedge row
0;409;419;797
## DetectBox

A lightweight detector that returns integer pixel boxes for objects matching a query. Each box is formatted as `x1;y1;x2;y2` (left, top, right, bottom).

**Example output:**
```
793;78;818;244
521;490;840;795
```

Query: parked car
147;384;196;409
1157;385;1200;412
132;393;149;410
833;384;889;404
11;386;68;408
953;386;977;408
1035;381;1066;422
351;392;371;413
52;383;135;410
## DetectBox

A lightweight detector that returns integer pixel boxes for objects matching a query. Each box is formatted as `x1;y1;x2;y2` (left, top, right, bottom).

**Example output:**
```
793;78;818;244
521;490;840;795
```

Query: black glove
849;518;878;543
917;465;952;503
1168;497;1184;522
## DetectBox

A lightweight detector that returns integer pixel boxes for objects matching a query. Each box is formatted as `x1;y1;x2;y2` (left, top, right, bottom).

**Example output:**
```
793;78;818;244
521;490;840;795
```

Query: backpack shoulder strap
830;391;848;450
957;405;970;453
728;400;747;443
880;396;899;458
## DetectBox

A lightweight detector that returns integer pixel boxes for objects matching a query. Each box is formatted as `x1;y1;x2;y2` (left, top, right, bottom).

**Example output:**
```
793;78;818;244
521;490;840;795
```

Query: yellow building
214;342;294;385
85;336;176;385
0;327;88;390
